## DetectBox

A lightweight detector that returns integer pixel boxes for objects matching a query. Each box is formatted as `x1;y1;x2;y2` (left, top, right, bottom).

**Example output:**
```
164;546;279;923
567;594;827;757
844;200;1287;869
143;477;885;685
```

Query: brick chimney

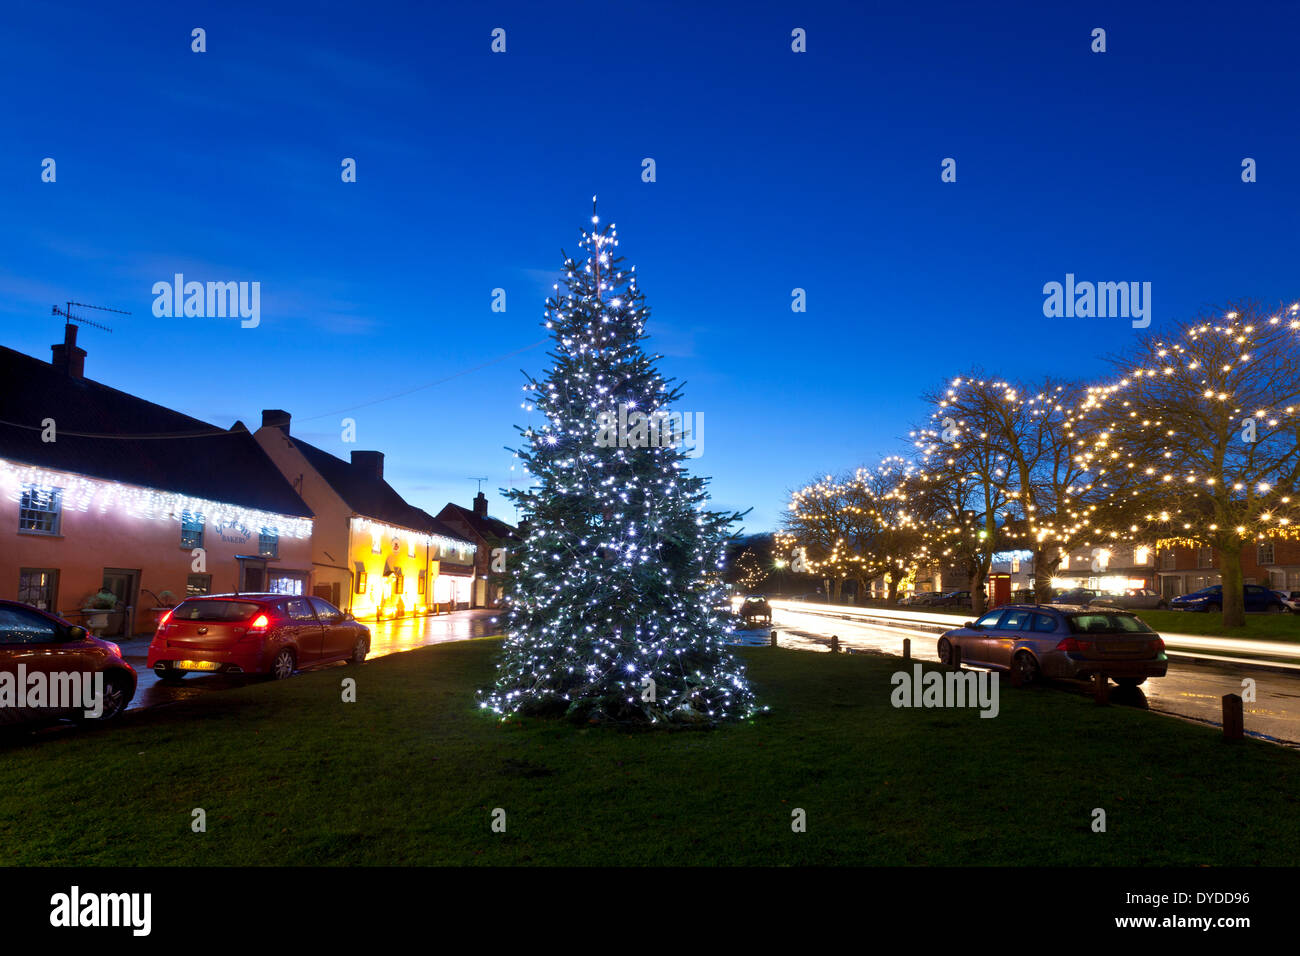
51;324;86;378
351;450;384;480
261;409;291;434
473;491;489;518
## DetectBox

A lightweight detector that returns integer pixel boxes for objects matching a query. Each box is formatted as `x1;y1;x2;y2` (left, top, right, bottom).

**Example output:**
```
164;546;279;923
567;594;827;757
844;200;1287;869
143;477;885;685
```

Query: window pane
308;597;340;622
0;606;61;643
173;600;259;622
181;511;204;549
17;568;58;612
18;487;62;534
1000;609;1031;630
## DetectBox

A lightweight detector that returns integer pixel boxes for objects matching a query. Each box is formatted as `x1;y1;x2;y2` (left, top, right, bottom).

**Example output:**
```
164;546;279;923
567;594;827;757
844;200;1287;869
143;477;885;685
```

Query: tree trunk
886;575;900;605
1218;544;1245;628
1033;550;1060;604
970;561;988;616
828;578;840;604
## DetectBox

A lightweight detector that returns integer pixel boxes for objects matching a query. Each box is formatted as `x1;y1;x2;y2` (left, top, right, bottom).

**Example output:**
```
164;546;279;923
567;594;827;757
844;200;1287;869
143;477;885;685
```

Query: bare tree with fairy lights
479;205;758;725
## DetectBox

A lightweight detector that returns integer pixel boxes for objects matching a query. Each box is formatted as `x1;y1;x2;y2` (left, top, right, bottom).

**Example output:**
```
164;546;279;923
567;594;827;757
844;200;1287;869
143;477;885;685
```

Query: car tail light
1152;637;1165;653
1057;637;1085;653
248;614;270;633
157;609;173;629
106;642;122;658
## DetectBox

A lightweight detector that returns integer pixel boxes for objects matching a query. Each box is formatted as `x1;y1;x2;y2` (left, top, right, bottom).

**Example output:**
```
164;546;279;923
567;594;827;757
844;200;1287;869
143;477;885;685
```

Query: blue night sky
2;0;1296;531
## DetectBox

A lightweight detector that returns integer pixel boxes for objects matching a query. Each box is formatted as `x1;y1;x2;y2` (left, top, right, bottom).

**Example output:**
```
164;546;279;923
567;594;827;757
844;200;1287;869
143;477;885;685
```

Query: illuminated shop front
348;517;476;620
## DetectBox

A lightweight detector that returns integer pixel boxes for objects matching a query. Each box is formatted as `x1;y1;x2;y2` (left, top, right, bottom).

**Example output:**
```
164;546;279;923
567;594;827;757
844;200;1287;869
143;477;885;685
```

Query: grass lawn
3;638;1299;866
1133;609;1300;642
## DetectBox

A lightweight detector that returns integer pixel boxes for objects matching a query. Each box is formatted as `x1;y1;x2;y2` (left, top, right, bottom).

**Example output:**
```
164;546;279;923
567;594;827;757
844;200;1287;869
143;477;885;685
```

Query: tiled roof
287;437;471;544
438;502;520;543
0;344;312;518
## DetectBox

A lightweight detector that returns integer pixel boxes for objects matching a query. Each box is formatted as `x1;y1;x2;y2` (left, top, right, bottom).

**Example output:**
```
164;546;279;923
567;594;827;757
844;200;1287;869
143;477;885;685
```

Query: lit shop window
18;487;62;535
186;574;211;596
268;575;304;595
180;511;205;549
259;527;279;558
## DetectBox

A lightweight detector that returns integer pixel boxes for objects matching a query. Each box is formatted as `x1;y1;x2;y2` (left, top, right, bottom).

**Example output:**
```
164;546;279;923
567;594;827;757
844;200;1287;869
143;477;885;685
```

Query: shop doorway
237;557;268;593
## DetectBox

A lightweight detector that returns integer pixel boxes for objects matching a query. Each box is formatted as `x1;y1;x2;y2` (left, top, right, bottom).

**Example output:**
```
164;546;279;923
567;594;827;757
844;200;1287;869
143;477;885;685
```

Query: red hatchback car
0;599;137;724
147;594;371;681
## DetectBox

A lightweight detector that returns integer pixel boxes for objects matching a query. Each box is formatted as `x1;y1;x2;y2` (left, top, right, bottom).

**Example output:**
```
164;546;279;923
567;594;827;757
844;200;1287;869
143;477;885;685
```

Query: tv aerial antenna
52;300;131;334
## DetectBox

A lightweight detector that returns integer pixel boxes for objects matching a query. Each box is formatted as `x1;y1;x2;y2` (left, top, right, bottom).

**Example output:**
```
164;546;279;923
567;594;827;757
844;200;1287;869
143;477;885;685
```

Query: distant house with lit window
436;492;522;608
0;328;315;636
253;410;476;619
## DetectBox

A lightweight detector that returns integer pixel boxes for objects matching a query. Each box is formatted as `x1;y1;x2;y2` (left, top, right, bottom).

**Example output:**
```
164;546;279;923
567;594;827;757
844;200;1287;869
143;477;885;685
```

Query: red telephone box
988;573;1011;608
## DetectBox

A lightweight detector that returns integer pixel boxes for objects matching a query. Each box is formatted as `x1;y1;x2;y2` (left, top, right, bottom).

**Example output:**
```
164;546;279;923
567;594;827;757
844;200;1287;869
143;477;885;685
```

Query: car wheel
937;638;954;665
74;670;131;722
270;648;295;680
1012;651;1040;685
348;637;368;665
1115;677;1146;688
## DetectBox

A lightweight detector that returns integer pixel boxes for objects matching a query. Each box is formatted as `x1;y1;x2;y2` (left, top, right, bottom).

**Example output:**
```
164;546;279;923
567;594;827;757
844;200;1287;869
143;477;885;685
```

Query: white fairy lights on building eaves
350;516;474;560
0;458;313;538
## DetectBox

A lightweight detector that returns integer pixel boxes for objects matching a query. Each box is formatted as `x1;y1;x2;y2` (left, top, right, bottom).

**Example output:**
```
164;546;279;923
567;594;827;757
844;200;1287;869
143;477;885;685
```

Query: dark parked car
147;594;371;681
1169;584;1288;613
1089;588;1168;611
0;599;137;724
937;604;1168;687
1052;588;1100;606
738;596;772;626
930;590;973;608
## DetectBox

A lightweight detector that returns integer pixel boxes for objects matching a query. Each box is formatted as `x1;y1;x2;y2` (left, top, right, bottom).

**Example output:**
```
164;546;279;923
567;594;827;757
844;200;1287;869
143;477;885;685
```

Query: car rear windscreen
172;600;261;622
1067;612;1153;634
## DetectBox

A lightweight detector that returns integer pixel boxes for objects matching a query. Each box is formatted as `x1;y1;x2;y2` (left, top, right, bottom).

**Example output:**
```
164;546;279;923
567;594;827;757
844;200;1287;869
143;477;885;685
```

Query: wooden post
902;637;911;662
830;634;840;653
1223;693;1244;742
769;630;778;647
1093;672;1109;705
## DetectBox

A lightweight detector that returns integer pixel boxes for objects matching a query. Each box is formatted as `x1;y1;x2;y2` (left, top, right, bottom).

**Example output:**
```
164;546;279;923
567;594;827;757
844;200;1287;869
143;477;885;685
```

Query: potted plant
81;589;118;633
145;589;179;628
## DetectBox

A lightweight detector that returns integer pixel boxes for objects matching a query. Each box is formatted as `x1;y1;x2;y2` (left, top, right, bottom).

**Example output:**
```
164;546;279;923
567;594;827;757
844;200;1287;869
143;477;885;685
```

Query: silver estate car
936;604;1168;687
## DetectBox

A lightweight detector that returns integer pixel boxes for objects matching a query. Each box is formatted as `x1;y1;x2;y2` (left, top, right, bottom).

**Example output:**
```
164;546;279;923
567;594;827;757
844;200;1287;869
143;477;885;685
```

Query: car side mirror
342;612;355;622
67;624;88;641
965;621;978;630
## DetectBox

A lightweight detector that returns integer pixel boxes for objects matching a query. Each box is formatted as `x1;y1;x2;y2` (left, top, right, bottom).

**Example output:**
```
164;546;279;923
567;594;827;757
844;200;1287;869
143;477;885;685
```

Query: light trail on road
769;603;1300;748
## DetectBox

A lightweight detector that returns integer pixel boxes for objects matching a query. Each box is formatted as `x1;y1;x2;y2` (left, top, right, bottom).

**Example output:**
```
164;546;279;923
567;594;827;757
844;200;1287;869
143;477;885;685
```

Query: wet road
770;604;1300;748
121;610;502;711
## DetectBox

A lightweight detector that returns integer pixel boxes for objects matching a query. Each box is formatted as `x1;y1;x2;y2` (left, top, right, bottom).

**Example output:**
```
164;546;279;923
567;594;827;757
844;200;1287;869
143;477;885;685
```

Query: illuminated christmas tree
480;205;758;725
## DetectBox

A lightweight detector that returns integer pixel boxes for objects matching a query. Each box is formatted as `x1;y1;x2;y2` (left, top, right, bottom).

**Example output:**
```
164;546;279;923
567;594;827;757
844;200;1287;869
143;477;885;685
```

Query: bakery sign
213;521;252;545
